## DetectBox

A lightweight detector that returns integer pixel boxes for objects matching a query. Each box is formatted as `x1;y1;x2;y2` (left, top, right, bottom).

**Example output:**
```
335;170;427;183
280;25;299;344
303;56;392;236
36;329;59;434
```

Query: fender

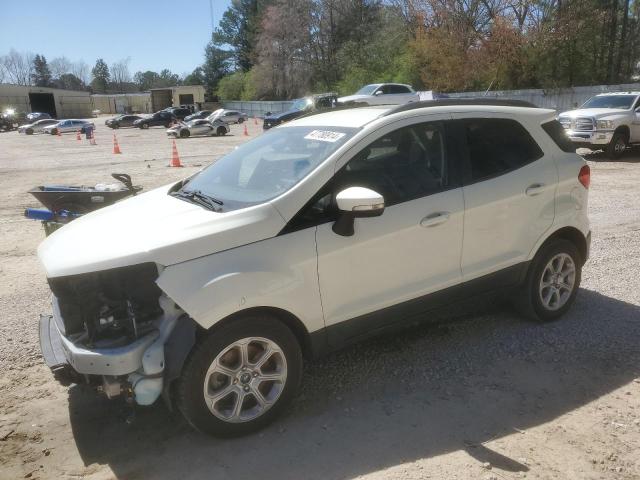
156;227;325;336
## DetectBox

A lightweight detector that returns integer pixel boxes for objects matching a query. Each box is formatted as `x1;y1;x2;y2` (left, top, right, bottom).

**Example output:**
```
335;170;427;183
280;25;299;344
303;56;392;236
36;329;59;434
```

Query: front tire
217;127;226;136
513;239;582;322
25;128;34;135
141;123;149;129
606;132;627;159
179;129;190;138
238;117;244;124
177;315;302;437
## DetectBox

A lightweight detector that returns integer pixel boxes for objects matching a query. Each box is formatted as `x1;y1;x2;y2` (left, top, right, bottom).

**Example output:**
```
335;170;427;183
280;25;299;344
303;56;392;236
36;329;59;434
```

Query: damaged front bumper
39;295;186;406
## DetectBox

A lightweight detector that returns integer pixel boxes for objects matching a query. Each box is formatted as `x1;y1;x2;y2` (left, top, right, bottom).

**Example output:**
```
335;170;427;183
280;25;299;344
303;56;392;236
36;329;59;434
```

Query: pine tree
91;58;110;93
31;54;52;87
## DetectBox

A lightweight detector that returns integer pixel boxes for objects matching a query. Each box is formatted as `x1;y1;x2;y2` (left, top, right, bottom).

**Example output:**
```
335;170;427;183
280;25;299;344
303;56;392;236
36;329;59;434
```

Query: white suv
38;100;591;437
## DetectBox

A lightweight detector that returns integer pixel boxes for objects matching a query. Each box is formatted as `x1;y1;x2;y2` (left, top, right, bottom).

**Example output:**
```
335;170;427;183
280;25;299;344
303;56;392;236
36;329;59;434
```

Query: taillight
578;165;590;189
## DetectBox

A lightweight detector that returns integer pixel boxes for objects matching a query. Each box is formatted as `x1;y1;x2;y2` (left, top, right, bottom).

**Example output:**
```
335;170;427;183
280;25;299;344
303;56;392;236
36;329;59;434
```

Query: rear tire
605;132;627;159
177;314;302;437
513;239;582;322
25;128;33;135
141;123;149;129
238;117;244;124
50;129;57;135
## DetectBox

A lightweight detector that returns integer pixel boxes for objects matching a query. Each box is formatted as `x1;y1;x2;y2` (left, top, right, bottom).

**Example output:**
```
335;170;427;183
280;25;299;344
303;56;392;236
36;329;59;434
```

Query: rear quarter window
542;120;576;153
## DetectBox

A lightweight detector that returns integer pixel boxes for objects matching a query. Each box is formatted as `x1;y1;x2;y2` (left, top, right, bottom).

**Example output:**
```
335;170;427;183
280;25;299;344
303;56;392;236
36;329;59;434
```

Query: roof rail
382;98;539;116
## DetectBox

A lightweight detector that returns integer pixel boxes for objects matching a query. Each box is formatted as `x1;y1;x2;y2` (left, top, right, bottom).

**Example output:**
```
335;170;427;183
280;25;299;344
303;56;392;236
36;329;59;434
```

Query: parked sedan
105;114;143;129
338;83;420;106
26;112;52;122
184;110;213;122
166;118;229;138
134;111;177;129
18;118;59;135
208;109;248;124
43;119;95;135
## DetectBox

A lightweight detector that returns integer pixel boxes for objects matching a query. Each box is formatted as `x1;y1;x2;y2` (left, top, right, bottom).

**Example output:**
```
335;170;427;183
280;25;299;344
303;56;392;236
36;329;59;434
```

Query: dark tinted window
333;122;450;206
542;120;576;153
462;118;543;181
389;85;411;94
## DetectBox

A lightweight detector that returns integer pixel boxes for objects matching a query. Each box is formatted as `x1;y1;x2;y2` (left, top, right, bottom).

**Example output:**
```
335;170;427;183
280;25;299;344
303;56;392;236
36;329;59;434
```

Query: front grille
574;117;594;131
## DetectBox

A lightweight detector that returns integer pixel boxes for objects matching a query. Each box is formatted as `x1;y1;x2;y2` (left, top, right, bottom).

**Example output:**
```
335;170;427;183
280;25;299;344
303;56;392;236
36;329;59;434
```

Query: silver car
43;119;95;135
18;119;59;135
207;109;249;124
166;118;230;138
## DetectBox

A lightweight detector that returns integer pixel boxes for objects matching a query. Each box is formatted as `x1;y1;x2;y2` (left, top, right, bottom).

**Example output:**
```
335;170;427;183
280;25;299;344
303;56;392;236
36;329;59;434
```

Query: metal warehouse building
0;84;92;118
150;85;206;111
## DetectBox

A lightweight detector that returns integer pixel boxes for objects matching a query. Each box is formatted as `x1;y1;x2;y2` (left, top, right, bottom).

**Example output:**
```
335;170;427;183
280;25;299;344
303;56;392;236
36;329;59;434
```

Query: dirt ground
0;118;639;480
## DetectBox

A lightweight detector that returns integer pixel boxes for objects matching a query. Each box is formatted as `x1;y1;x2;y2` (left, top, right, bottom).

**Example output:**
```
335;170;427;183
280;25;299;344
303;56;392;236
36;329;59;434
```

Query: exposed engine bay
48;263;163;348
41;262;196;407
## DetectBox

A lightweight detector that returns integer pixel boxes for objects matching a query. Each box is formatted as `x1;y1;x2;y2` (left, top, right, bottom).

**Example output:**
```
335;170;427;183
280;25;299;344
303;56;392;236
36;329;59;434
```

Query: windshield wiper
171;189;223;211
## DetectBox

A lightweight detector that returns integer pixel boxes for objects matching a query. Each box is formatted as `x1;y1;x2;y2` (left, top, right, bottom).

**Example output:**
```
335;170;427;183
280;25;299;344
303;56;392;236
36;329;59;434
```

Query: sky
0;0;232;76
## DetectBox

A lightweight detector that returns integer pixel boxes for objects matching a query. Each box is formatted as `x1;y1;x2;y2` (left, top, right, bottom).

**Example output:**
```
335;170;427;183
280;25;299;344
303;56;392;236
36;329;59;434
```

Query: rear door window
460;118;544;182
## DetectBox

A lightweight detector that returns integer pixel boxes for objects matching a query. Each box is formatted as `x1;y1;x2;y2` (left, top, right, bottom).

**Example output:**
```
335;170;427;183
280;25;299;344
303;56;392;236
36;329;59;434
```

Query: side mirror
374;90;384;96
332;187;384;236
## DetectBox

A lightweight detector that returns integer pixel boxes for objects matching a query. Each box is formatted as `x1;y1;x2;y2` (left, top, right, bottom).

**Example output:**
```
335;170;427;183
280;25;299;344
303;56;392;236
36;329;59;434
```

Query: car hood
38;184;286;278
337;94;372;103
559;108;629;119
265;109;304;122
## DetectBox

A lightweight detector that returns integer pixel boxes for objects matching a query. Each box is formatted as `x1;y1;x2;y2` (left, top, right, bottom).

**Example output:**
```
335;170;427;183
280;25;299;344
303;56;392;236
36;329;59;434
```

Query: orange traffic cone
253;115;258;125
169;140;183;167
76;130;81;141
89;130;97;145
56;127;61;137
112;133;122;154
243;123;249;136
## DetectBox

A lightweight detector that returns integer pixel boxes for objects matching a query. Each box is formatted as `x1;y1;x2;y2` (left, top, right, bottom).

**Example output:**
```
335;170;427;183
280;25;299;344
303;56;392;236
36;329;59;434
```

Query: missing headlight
48;263;163;347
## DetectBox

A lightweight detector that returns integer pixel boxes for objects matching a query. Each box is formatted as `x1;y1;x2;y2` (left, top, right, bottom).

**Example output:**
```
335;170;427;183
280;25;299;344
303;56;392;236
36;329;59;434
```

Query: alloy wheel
203;337;287;423
539;253;576;311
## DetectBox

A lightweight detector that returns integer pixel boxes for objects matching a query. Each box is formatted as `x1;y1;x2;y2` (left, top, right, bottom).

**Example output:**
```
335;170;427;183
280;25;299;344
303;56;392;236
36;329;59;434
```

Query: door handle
526;183;546;196
420;212;450;228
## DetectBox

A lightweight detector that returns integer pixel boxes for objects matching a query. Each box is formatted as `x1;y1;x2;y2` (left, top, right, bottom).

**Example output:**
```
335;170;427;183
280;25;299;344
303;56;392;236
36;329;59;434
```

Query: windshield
291;98;313;111
355;84;380;95
582;95;637;109
181;126;357;210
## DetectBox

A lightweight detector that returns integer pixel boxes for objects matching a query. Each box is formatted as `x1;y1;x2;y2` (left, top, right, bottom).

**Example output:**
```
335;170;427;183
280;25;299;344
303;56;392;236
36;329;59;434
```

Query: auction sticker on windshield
304;130;346;142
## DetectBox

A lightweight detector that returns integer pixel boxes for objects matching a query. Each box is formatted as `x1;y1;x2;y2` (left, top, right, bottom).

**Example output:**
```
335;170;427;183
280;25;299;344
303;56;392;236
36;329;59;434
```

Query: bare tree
0;49;34;85
110;57;132;92
49;56;73;79
71;60;90;86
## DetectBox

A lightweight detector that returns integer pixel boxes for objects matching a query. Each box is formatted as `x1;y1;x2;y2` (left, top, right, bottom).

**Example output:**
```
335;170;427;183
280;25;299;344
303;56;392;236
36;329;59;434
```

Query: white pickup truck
558;92;640;158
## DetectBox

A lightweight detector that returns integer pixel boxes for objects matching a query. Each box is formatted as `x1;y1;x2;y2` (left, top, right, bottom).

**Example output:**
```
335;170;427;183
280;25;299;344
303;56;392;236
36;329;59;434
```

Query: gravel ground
0;120;639;480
